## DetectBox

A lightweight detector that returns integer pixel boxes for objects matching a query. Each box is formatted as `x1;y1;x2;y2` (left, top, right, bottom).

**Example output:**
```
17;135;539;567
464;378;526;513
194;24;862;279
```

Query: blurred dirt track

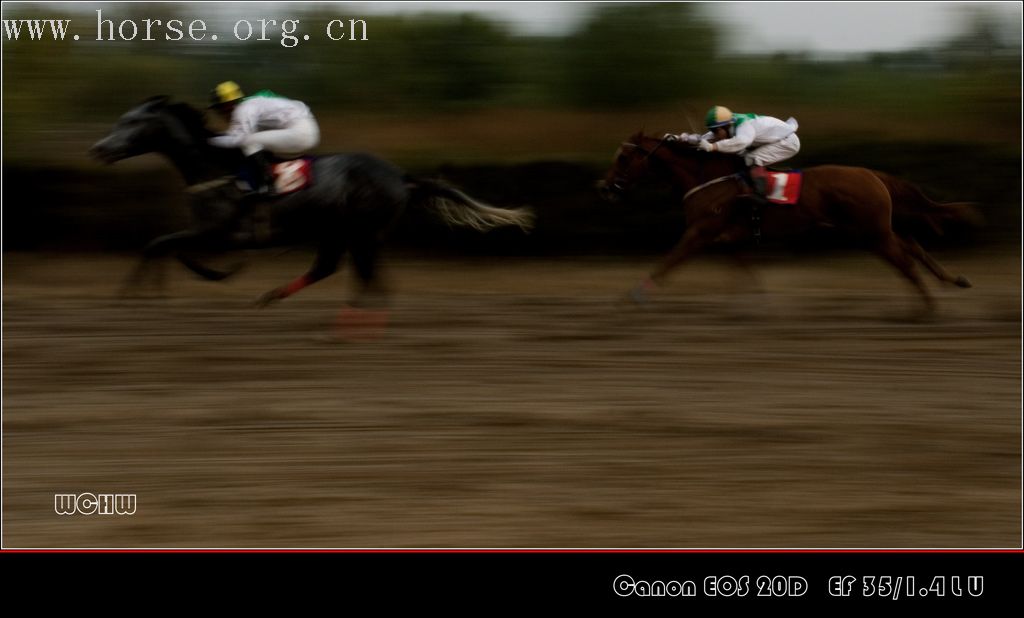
2;251;1019;547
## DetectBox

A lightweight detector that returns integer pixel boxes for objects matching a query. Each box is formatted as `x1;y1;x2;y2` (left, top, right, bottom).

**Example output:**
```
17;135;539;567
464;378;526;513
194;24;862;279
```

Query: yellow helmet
705;105;734;129
210;81;244;107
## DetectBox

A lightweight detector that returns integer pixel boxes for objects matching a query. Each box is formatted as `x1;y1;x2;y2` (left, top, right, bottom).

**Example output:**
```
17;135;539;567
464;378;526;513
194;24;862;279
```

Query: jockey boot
742;165;769;197
244;151;275;196
237;153;274;231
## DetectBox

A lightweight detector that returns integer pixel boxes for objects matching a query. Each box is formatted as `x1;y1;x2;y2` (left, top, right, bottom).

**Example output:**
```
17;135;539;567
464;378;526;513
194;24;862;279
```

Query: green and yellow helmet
210;81;244;108
704;105;734;129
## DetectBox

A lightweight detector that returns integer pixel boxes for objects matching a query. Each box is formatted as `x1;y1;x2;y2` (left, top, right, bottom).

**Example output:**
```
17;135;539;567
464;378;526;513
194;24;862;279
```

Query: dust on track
3;251;1019;547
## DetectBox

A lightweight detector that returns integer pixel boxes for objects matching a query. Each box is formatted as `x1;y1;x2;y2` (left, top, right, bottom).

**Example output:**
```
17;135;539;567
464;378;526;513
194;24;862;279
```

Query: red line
2;549;1021;554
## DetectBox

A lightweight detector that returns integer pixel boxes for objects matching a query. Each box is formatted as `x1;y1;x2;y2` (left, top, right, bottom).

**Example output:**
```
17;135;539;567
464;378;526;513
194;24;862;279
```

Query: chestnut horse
599;132;979;312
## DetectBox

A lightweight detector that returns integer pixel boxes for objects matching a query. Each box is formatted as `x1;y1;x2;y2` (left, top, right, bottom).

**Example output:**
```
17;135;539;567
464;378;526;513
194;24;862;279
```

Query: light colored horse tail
406;177;535;233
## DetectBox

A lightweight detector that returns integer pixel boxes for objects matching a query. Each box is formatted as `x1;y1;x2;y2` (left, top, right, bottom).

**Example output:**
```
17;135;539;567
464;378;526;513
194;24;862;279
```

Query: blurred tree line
2;3;1019;251
3;3;1018;124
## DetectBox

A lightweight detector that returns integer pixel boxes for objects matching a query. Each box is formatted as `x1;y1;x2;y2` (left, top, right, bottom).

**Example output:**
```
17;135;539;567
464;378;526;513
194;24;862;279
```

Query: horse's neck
161;140;238;187
158;109;241;186
650;143;739;190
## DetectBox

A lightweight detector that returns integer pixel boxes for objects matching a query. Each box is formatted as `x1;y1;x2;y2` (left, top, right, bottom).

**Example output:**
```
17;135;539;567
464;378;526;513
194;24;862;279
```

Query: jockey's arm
208;134;245;149
673;131;712;145
710;123;755;154
208;102;259;149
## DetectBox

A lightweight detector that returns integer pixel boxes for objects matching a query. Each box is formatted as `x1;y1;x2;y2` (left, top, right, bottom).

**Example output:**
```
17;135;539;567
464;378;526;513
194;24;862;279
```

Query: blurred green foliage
560;3;719;107
1;2;1019;252
3;3;1018;125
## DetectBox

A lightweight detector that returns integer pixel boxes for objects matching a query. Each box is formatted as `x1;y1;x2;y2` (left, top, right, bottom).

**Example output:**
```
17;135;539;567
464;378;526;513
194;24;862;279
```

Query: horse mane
164;101;215;140
140;96;240;172
631;132;743;167
135;95;214;141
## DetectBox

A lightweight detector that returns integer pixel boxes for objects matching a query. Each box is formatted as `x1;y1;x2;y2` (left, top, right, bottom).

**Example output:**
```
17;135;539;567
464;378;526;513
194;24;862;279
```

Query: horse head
90;96;212;164
598;131;745;201
597;131;667;202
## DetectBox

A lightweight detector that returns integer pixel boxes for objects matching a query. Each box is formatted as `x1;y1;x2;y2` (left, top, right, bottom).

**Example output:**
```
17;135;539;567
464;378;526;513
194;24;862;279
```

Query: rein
681;174;743;202
185;176;234;194
161;104;243;195
622;136;670;164
620;137;741;191
612;137;670;191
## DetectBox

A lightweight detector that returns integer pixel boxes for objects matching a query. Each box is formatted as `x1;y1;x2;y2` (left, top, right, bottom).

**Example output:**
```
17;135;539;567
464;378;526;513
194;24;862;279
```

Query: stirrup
239;188;273;207
751;202;763;245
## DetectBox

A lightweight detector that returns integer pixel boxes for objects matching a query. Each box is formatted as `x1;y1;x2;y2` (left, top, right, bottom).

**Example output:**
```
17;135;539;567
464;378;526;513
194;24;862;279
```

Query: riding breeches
240;117;320;158
743;133;800;167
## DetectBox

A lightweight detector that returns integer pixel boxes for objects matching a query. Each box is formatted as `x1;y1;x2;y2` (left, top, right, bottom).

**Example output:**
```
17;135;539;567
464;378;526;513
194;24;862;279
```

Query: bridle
611;137;670;192
612;135;740;194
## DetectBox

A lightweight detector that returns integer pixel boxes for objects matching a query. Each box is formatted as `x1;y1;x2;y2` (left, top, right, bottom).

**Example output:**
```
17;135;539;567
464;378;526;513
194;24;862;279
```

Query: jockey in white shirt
672;106;801;191
208;81;320;194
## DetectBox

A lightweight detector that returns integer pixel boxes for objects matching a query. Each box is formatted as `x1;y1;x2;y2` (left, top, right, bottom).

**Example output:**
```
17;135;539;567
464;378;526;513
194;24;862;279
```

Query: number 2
274;160;306;193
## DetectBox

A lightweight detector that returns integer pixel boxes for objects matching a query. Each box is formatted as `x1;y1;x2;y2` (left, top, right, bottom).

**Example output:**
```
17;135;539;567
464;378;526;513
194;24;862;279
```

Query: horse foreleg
875;233;934;313
728;249;765;296
899;236;972;288
121;229;202;297
176;253;244;282
256;239;345;308
628;223;716;303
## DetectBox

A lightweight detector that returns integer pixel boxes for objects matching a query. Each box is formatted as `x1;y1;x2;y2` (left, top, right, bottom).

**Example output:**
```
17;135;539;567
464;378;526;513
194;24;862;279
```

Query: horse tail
872;170;985;236
404;176;535;232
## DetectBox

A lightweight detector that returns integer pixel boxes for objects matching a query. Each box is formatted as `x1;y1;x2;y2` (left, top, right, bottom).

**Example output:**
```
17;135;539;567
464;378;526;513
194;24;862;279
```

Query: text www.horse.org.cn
1;10;368;48
92;10;368;47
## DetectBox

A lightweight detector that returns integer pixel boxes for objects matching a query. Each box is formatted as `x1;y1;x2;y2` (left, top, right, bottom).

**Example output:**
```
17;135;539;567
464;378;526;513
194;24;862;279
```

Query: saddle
743;166;802;204
238;155;315;196
235;156;314;244
268;156;315;195
737;166;803;245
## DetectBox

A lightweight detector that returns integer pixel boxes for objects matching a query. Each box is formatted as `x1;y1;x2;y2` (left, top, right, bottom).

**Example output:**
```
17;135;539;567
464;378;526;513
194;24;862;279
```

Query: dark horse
90;96;533;310
599;132;981;312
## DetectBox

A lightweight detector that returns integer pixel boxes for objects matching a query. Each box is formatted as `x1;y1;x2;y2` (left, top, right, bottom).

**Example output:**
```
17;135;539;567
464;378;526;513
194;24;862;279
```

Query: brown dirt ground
2;250;1020;548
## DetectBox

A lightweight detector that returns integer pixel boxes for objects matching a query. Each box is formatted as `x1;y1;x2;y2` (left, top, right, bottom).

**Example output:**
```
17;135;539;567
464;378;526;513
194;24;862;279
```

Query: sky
346;1;1023;54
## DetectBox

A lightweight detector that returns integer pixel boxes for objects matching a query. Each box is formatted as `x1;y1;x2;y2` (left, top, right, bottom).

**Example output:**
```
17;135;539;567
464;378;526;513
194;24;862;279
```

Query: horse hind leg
899;236;971;288
875;232;935;314
350;240;387;303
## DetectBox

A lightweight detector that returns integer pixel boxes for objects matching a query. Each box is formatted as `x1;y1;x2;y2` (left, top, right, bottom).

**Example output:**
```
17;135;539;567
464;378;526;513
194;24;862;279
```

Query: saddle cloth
750;167;802;204
270;157;315;195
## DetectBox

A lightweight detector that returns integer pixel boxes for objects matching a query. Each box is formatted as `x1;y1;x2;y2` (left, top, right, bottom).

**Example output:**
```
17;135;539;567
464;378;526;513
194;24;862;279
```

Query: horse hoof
254;290;281;308
904;303;937;323
333;306;389;342
625;287;649;305
954;275;972;288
